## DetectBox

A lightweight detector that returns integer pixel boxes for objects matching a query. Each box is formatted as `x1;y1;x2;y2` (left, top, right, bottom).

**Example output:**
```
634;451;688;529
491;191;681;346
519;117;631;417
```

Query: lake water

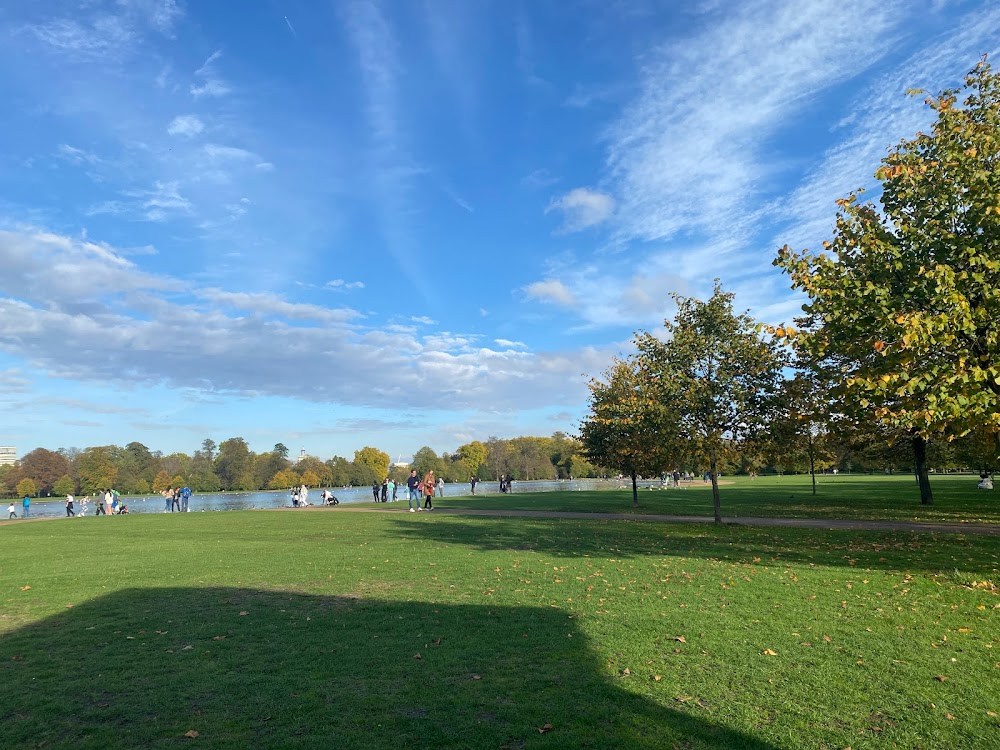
15;478;664;519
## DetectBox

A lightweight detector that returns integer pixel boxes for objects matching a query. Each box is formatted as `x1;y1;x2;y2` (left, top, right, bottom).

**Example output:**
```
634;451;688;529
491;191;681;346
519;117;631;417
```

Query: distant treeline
0;433;603;497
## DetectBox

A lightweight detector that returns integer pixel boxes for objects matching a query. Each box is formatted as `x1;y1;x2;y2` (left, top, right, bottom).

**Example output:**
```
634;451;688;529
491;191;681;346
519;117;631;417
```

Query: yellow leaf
762;648;778;656
184;730;199;738
537;723;553;734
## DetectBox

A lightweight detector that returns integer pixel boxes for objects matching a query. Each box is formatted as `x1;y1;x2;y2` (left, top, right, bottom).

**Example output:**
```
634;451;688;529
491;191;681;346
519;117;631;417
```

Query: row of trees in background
0;433;602;498
580;59;1000;515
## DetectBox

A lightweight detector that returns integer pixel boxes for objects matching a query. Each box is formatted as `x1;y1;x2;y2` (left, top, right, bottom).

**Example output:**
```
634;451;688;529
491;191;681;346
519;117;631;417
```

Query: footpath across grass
448;473;1000;525
1;508;998;749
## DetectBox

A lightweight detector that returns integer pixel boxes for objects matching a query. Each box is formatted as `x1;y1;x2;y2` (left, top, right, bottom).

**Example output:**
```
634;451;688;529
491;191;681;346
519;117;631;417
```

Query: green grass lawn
444;473;1000;525
1;507;998;749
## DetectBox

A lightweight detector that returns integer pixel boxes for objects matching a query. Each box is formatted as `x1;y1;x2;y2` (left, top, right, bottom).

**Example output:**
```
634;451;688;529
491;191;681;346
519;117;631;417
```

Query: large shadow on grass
390;515;1000;575
0;587;778;750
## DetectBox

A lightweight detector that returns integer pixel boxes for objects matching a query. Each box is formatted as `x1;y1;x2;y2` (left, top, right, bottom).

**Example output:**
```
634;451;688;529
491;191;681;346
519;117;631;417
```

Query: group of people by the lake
161;486;192;512
402;468;440;511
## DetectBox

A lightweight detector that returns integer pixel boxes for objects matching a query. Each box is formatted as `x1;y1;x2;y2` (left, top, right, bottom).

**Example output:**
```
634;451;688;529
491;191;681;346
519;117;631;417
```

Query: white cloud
523;279;577;308
191;79;231;98
167;115;205;138
546;187;615;231
0;227;613;412
89;181;193;222
325;279;365;291
494;339;527;349
411;316;436;325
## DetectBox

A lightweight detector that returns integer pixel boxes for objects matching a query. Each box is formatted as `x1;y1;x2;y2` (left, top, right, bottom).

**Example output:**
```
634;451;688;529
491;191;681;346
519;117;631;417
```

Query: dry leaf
470;675;481;680
674;695;692;703
239;611;249;616
762;648;778;656
957;628;970;633
671;636;686;643
212;636;226;641
537;723;553;734
182;645;194;651
413;653;422;660
823;635;832;642
184;730;199;738
621;667;631;676
934;675;947;682
20;586;30;591
652;675;662;681
945;713;955;721
433;638;441;646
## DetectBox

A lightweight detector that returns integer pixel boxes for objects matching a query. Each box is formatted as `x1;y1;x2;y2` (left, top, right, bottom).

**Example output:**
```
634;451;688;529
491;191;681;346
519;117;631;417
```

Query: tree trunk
631;471;638;507
709;453;722;523
912;434;933;505
808;431;817;496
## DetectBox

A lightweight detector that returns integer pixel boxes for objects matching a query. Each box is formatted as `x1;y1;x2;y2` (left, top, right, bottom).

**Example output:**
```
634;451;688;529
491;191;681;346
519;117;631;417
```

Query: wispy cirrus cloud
191;49;231;98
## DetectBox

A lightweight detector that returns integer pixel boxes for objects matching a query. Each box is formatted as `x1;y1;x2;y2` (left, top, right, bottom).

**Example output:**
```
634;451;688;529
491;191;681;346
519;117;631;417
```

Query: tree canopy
775;57;1000;504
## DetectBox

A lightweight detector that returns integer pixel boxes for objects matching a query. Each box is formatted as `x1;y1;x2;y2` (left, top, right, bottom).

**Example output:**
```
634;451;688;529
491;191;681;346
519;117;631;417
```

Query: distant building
296;448;307;463
0;446;16;466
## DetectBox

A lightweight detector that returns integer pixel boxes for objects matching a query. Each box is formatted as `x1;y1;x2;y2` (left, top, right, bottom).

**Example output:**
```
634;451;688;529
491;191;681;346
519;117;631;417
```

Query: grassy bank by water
1;502;998;749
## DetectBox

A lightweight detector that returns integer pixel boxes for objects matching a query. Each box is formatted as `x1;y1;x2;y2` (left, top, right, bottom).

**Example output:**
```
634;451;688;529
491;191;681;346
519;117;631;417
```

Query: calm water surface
18;478;662;519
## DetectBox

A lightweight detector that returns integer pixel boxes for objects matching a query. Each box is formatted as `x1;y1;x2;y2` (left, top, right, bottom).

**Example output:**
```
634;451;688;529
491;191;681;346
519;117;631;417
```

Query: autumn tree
638;283;786;522
215;438;255;491
580;357;675;506
17;478;38;498
76;446;120;493
456;441;487;476
52;474;77;496
410;446;445;478
15;448;71;494
354;446;390;480
776;59;1000;504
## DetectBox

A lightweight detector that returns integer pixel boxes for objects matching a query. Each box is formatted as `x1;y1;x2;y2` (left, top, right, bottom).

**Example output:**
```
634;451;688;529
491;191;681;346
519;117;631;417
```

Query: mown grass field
1;480;998;749
451;472;1000;525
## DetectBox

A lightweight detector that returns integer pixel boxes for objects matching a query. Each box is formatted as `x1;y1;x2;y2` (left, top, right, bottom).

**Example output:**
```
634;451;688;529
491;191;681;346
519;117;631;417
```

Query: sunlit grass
1;509;997;749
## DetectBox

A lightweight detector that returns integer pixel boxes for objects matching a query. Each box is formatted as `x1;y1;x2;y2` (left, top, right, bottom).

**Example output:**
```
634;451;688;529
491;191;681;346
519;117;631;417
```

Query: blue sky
0;0;996;462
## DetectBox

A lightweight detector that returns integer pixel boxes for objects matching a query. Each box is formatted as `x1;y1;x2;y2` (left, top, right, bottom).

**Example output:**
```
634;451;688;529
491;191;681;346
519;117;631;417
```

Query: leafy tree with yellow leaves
579;356;674;507
775;58;1000;505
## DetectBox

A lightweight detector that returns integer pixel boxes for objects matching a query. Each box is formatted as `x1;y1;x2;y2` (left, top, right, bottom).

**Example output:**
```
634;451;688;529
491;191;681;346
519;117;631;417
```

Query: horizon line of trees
0;433;609;498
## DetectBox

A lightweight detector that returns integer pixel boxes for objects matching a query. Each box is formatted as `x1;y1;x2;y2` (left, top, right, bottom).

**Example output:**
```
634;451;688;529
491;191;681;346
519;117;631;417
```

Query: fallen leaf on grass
652;675;662;682
20;586;30;591
181;645;194;651
212;636;226;641
239;611;249;616
413;653;422;660
470;675;481;680
184;730;199;738
674;695;693;703
823;635;832;642
537;723;553;734
669;636;686;643
945;713;955;720
620;668;631;676
934;675;947;682
762;649;778;656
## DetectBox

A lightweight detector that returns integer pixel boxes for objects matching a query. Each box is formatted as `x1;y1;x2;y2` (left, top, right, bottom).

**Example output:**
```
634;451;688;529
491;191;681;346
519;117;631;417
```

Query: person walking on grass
422;470;436;510
65;495;75;517
406;469;422;512
22;494;30;518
